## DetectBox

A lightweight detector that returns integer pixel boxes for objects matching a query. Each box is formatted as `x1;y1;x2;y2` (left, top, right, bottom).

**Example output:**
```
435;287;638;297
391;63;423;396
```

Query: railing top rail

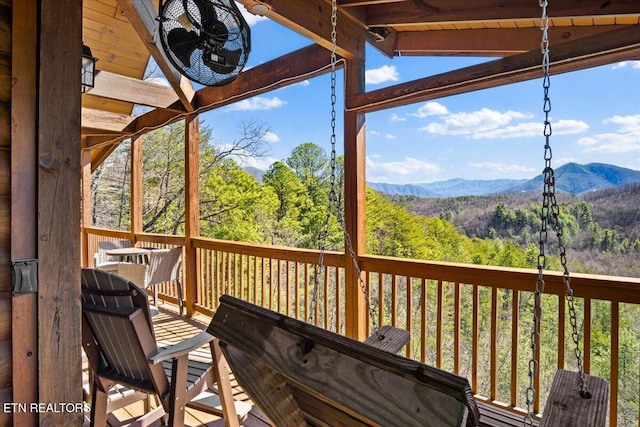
360;254;640;304
85;228;640;304
193;236;345;267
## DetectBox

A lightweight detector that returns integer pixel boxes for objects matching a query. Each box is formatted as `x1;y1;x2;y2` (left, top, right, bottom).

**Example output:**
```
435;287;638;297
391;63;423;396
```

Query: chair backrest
81;268;169;395
146;247;182;286
95;239;132;265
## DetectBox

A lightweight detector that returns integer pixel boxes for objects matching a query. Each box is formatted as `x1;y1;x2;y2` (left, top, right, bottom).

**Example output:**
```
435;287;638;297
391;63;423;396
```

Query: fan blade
194;0;229;43
167;28;201;68
203;47;242;75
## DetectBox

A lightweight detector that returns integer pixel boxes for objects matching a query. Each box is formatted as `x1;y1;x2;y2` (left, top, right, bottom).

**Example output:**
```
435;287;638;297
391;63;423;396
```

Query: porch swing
207;1;607;426
525;1;609;426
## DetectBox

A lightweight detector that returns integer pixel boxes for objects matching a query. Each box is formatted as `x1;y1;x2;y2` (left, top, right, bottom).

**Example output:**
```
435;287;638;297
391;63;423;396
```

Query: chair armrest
149;331;214;364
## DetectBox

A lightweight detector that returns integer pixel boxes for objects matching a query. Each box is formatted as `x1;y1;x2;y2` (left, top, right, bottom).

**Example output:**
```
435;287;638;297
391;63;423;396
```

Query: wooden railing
83;227;640;426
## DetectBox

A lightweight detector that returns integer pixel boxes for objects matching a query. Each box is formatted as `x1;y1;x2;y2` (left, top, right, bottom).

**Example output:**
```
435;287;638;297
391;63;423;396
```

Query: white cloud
236;155;278;170
419;108;532;136
411;101;450;118
473;119;589;139
604;114;640;132
227;96;287;111
365;65;399;85
366;156;442;183
390;113;406;122
369;130;395;139
298;80;310;87
611;60;640;70
576;114;640;153
263;131;280;143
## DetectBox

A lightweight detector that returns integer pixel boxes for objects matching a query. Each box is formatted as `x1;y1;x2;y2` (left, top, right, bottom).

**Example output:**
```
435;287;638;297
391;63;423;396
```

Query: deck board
82;303;272;427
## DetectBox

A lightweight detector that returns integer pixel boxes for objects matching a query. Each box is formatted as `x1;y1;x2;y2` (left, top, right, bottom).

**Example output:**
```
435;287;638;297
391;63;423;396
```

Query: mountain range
367;163;640;198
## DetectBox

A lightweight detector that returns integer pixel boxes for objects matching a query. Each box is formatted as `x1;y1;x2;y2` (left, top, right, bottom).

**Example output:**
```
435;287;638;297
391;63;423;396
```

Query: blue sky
199;9;640;184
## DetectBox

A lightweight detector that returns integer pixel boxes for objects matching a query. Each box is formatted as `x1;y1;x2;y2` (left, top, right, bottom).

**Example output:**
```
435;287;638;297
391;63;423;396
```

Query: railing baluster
584;297;592;374
611;300;619;427
421;277;427;364
558;294;565;370
285;260;290;317
454;282;461;374
324;265;329;331
294;262;300;320
378;273;385;329
336;267;341;335
437;280;443;369
365;271;371;336
405;276;412;359
511;289;519;408
304;263;309;322
391;274;398;328
490;286;498;400
472;284;479;393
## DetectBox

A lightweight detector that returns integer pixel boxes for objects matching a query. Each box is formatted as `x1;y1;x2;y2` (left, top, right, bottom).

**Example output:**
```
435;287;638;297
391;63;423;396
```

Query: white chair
118;247;184;315
94;240;132;272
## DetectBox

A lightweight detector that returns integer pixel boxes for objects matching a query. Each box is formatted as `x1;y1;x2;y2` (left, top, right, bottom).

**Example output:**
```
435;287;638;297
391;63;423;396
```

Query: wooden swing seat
208;295;480;427
540;369;608;427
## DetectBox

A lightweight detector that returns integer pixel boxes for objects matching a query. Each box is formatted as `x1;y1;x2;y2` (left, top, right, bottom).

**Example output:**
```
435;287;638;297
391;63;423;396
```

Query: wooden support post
184;115;200;317
38;0;83;423
10;0;38;424
343;54;367;341
130;134;143;238
81;150;92;267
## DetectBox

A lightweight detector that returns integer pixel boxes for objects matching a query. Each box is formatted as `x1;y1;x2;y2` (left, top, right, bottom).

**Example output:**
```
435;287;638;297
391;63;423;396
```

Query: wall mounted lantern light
81;44;97;93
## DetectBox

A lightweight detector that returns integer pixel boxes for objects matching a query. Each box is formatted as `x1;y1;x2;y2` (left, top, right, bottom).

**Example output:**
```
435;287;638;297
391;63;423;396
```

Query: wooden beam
349;25;640;113
195;44;335;109
237;0;367;59
38;0;83;423
116;0;196;111
396;25;634;57
89;71;180;109
10;0;38;424
366;0;640;27
82;107;136;132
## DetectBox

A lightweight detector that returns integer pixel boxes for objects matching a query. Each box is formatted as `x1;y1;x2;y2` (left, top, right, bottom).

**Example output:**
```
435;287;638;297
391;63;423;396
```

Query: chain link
525;2;588;424
309;0;381;338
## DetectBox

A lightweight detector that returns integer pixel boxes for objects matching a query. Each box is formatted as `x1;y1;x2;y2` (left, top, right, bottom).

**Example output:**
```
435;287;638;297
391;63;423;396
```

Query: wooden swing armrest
149;331;214;364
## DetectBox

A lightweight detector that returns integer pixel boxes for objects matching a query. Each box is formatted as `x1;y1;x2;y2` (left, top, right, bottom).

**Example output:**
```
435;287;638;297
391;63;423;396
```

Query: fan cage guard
159;0;251;87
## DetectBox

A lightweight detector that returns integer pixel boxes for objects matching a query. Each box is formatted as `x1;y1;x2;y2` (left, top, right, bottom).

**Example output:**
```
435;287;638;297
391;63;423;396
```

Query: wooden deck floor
83;302;272;427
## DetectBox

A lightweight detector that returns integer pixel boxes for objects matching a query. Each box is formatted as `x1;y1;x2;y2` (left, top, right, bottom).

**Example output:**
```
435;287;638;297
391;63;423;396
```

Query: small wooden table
105;247;151;264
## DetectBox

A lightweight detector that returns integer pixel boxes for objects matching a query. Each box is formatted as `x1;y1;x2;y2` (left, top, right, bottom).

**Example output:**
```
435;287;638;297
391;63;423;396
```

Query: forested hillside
388;185;640;278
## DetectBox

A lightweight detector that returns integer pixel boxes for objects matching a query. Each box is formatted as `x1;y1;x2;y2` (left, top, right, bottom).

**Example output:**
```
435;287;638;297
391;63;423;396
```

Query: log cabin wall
0;0;12;424
1;0;83;424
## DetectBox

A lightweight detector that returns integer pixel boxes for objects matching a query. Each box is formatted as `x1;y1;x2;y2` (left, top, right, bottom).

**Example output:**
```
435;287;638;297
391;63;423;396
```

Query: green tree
286;142;330;206
262;161;308;245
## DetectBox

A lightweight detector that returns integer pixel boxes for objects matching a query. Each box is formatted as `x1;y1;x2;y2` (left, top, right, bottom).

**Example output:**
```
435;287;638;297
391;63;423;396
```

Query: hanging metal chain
309;0;381;339
525;2;588;424
309;0;339;326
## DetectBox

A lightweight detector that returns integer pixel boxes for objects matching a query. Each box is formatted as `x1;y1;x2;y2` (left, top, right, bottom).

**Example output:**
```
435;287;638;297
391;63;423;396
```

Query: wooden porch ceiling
82;0;640;168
